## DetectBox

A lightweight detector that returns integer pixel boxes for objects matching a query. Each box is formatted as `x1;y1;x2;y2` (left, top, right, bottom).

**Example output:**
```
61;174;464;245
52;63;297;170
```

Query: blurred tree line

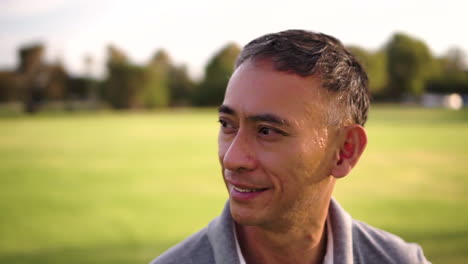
348;33;468;101
105;42;240;109
0;32;466;113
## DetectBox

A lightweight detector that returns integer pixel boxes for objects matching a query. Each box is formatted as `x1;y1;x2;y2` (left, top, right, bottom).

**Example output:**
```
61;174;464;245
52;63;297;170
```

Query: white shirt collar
233;223;247;264
233;214;334;264
323;213;334;264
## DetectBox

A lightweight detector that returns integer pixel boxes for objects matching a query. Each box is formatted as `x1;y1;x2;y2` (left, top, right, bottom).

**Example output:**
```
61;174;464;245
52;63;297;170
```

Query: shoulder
351;219;430;264
149;227;215;264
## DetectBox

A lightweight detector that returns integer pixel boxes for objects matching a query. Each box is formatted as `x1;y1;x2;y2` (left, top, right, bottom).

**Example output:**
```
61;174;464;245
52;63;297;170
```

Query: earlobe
331;125;367;178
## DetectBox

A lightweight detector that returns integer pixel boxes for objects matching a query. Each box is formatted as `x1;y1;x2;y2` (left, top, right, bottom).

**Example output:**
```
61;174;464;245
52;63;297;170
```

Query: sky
0;0;467;79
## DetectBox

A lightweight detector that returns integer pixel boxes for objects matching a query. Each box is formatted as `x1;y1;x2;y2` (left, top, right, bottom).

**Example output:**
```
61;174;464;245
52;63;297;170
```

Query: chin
229;200;265;226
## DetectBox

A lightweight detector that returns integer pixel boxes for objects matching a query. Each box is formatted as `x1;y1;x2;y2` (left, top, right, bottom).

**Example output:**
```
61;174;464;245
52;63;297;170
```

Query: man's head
218;30;369;230
235;29;370;127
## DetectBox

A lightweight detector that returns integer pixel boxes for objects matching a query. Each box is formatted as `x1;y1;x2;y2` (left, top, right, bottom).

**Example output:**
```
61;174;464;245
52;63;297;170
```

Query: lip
227;181;270;201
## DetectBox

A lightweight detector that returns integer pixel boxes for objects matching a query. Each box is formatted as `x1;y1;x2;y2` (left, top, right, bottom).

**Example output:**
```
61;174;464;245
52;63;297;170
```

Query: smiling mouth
233;186;269;193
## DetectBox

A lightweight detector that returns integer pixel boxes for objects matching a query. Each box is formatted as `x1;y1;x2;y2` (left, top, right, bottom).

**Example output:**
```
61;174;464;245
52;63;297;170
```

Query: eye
258;127;275;135
258;126;286;138
218;118;236;134
218;118;228;127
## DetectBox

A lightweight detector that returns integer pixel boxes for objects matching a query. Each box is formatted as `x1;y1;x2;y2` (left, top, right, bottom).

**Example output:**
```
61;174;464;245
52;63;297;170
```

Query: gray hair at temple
235;29;370;127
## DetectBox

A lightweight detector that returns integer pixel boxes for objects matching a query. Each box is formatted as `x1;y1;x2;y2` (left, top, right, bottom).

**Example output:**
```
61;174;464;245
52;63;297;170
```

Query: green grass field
0;106;467;264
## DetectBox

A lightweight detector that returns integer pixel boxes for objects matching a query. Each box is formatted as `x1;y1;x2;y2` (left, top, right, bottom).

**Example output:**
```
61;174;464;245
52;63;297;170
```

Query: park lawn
0;106;467;264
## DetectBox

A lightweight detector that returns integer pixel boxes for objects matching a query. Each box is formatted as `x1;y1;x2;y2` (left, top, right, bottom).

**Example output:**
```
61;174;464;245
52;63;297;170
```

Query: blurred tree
142;50;171;108
440;47;467;73
16;44;69;112
0;72;19;102
82;54;100;102
426;74;468;94
18;44;44;74
67;77;101;100
18;44;46;113
386;33;437;98
105;45;146;108
427;47;468;94
46;62;68;100
348;46;388;96
168;64;195;106
106;47;177;109
107;45;128;65
193;43;240;106
108;63;145;109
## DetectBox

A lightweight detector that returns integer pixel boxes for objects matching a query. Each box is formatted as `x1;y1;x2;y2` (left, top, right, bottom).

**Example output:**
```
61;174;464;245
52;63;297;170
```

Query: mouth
232;186;268;193
229;183;270;201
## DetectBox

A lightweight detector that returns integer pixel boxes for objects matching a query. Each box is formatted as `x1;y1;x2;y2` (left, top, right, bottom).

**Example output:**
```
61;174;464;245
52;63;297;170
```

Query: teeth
233;186;258;193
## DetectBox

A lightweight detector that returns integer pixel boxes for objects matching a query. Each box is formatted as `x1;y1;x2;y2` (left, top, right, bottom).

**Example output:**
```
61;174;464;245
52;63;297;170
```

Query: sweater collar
207;198;354;264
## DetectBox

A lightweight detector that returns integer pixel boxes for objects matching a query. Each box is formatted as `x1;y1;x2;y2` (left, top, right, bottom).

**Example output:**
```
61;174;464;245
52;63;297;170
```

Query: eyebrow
218;105;235;115
218;105;291;127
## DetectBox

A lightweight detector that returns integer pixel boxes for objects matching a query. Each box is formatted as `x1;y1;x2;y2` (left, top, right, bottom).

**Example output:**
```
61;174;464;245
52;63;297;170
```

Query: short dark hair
235;29;370;126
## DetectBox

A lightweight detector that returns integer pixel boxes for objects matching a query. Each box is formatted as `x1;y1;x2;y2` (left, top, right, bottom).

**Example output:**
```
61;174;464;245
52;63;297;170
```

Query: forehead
223;60;330;124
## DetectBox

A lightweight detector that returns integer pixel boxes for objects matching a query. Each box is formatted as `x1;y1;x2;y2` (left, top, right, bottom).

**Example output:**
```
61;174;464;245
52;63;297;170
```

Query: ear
331;124;367;178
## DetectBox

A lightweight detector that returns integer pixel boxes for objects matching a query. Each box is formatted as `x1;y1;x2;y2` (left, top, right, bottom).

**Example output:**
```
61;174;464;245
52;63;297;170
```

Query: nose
221;131;257;172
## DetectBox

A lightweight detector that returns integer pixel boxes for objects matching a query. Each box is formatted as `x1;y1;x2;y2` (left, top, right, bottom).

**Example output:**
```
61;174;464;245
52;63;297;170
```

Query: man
151;30;430;264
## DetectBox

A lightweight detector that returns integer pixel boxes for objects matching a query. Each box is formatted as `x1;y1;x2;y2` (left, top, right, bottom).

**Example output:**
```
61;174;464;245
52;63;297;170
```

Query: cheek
257;144;304;183
289;137;330;182
299;137;334;180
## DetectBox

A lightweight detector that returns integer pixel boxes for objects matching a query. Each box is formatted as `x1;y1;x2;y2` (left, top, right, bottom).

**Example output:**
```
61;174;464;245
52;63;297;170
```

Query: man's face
218;59;341;229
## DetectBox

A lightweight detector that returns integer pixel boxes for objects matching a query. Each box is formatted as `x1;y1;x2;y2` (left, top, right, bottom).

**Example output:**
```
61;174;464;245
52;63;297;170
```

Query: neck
236;191;333;264
236;221;328;264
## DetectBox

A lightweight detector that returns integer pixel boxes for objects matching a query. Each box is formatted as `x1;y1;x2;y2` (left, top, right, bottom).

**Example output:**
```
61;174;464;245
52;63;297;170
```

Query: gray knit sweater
150;198;430;264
